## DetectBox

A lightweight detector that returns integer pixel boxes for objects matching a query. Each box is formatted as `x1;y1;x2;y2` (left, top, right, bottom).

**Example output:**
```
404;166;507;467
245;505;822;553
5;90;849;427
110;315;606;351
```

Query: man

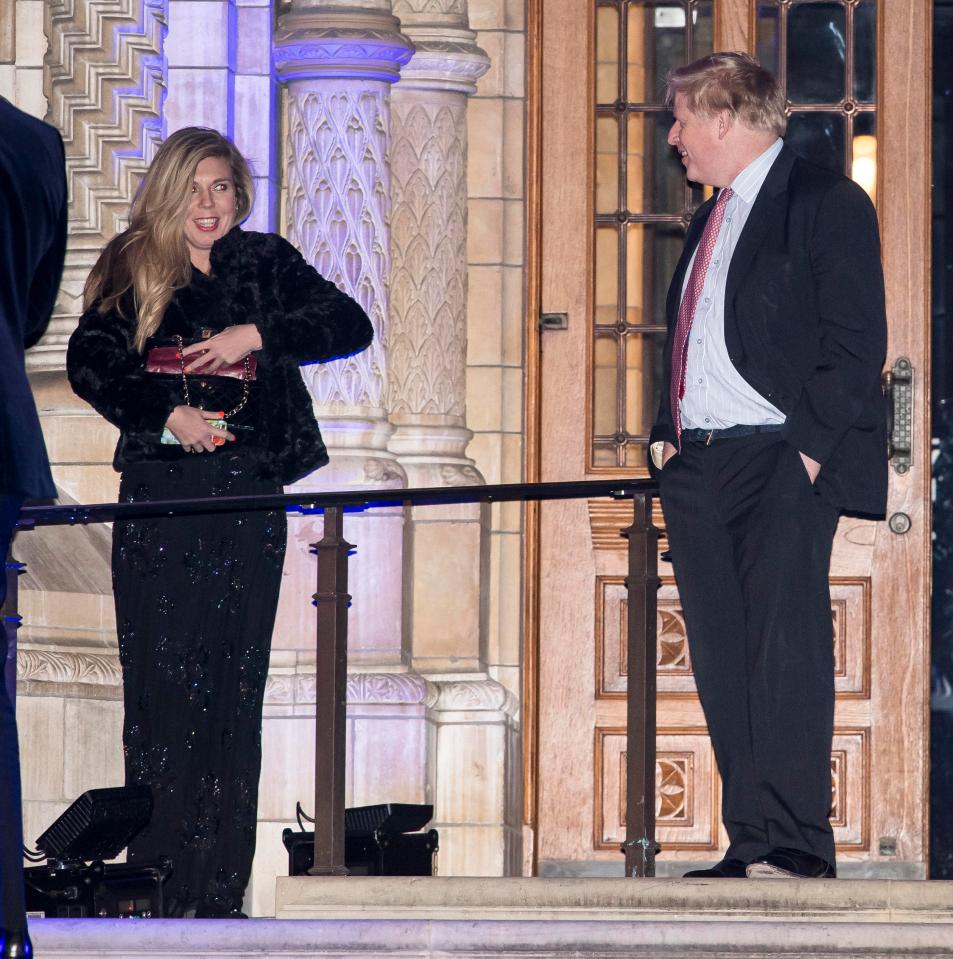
650;53;886;879
0;96;68;956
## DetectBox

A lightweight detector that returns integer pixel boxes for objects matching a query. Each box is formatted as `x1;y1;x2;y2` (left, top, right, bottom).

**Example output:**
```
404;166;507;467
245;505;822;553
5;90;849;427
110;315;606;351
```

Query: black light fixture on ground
283;803;439;877
24;786;171;919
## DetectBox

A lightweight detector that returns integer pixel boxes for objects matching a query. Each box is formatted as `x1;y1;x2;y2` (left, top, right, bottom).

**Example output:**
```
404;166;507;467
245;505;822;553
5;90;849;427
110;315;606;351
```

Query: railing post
621;492;660;877
2;529;26;710
310;506;353;876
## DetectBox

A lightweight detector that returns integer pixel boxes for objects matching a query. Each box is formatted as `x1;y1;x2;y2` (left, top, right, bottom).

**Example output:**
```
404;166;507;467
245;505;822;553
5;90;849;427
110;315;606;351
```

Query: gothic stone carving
389;94;467;420
285;85;391;411
45;0;166;248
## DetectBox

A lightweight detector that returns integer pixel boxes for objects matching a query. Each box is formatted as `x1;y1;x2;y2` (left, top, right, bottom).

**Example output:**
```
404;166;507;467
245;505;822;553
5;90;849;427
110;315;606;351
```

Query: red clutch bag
145;344;258;381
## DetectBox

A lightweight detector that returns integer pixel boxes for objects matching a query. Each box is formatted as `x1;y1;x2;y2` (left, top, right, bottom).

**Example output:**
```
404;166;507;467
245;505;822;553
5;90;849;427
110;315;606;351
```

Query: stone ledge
275;876;953;924
27;915;953;959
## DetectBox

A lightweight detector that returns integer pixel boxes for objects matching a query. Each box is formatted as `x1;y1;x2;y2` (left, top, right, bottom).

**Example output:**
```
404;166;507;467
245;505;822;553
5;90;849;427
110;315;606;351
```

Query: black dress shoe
0;928;33;959
746;847;836;879
683;857;748;878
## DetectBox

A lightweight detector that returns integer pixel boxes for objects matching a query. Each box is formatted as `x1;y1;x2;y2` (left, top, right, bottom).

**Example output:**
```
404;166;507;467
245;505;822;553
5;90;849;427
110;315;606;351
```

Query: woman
67;128;372;917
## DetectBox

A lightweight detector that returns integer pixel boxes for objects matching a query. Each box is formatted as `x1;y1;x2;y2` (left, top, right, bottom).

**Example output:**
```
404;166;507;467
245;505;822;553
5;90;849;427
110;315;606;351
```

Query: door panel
531;0;930;876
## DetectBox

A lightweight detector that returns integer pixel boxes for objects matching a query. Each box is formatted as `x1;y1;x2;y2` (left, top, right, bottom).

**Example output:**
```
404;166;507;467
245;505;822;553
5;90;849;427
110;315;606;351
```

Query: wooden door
526;0;931;877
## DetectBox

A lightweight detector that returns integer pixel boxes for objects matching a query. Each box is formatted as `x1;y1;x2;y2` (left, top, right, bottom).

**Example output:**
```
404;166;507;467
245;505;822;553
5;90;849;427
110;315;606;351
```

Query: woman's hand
182;324;262;373
165;406;235;453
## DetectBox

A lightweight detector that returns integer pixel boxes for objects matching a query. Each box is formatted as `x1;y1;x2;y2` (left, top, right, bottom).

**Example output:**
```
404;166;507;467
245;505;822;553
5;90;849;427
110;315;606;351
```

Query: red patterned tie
669;186;734;445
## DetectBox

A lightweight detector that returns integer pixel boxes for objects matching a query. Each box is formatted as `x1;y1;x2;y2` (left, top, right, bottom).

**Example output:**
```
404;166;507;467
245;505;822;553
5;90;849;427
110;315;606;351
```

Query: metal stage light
283;803;439;877
25;786;171;919
35;786;153;864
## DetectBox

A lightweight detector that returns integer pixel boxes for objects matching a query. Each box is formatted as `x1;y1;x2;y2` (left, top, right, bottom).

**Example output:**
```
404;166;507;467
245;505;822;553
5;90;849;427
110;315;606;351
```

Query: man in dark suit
649;53;886;879
0;96;68;957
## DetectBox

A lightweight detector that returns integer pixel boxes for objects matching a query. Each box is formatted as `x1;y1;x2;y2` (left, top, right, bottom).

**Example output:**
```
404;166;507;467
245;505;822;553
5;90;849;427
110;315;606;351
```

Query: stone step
27;878;953;959
275;875;953;924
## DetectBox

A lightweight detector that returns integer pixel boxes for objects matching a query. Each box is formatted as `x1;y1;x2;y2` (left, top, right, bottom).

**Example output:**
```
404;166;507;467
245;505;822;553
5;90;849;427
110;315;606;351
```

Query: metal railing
4;478;661;877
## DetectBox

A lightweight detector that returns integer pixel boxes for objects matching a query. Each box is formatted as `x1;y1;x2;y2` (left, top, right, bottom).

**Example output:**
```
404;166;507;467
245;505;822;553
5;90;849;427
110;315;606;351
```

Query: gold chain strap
174;334;251;420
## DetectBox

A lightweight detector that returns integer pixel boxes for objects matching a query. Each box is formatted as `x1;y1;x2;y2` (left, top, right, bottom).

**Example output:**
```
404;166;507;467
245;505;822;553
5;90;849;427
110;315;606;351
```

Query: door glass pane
787;3;847;103
596;4;620;104
786;112;846;174
854;0;876;102
690;1;714;62
626;222;686;327
627;112;690;214
626;3;651;102
593;445;619;468
595;226;620;325
597;116;621;214
594;335;620;436
851;112;877;202
756;4;780;77
624;334;665;435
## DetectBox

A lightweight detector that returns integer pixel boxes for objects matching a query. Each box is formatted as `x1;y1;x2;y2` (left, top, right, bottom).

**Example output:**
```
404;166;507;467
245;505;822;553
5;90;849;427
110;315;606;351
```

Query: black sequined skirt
112;451;286;916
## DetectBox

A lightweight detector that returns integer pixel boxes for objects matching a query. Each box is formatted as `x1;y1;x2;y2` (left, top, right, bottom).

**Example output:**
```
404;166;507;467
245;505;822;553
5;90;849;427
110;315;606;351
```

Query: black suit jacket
0;98;68;499
650;144;888;516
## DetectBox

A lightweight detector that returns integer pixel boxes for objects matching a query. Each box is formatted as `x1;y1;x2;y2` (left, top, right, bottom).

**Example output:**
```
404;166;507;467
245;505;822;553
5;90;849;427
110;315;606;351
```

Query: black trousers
659;433;839;864
114;455;285;916
0;494;25;932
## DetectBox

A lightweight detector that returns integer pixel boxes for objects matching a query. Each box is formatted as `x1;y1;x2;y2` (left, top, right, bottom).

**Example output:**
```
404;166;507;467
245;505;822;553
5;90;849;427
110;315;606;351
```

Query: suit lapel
724;145;797;307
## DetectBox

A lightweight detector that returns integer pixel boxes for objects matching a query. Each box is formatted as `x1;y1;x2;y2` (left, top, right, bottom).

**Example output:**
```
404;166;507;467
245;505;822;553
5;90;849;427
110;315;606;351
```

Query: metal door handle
882;357;913;474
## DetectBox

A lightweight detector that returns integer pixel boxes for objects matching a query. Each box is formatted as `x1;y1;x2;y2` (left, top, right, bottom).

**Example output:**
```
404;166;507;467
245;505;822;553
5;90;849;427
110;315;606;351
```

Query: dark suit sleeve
25;130;68;349
255;236;373;367
781;179;886;465
66;305;177;437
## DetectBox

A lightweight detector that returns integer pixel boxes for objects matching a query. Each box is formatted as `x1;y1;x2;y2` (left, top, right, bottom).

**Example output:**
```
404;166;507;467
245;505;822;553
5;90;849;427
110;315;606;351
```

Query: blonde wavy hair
84;127;254;351
667;52;787;137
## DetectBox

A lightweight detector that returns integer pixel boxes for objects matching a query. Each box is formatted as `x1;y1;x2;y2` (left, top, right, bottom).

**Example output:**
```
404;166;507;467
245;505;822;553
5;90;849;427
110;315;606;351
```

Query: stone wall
6;0;529;915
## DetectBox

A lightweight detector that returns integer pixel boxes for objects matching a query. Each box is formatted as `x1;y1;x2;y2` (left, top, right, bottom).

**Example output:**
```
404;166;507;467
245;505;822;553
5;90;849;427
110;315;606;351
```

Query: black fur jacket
67;227;373;484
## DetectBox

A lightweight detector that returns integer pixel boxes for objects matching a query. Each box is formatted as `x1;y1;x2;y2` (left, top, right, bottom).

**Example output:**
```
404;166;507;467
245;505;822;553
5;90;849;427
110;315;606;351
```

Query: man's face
667;92;727;187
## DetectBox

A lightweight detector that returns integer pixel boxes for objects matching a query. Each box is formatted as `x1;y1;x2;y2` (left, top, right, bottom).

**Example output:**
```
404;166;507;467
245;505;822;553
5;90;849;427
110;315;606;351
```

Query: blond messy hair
666;52;787;137
84;127;254;352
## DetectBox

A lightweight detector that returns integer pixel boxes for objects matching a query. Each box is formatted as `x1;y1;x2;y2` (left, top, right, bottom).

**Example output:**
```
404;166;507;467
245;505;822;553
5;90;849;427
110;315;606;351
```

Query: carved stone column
387;2;490;673
388;0;488;488
271;2;413;663
275;0;411;478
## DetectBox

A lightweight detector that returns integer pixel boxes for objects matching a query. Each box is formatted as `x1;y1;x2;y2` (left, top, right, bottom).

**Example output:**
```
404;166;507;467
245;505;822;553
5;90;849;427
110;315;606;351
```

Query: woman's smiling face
183;155;237;268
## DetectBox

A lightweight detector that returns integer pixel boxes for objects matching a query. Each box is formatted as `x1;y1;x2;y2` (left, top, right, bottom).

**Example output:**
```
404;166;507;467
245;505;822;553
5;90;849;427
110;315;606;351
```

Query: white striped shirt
680;137;786;431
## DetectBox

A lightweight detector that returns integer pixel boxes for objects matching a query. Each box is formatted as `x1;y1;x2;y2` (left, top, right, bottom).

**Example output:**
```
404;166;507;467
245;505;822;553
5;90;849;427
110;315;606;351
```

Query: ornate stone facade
10;0;528;910
33;0;167;373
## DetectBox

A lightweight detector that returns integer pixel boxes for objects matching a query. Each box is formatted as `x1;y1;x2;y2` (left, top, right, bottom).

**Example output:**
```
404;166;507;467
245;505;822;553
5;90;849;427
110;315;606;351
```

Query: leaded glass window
593;1;713;470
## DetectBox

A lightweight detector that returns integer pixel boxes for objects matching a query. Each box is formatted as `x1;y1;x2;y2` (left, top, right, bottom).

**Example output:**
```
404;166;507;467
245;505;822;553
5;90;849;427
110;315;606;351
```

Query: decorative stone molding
264;674;297;706
392;0;467;19
439;463;483;487
432;677;519;720
391;0;488;95
30;0;167;372
18;648;121;687
268;669;438;708
347;671;437;706
273;29;415;83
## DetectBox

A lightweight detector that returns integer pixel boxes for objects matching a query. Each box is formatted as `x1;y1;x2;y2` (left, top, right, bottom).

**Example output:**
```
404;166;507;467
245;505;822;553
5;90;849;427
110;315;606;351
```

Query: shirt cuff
650;441;666;470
